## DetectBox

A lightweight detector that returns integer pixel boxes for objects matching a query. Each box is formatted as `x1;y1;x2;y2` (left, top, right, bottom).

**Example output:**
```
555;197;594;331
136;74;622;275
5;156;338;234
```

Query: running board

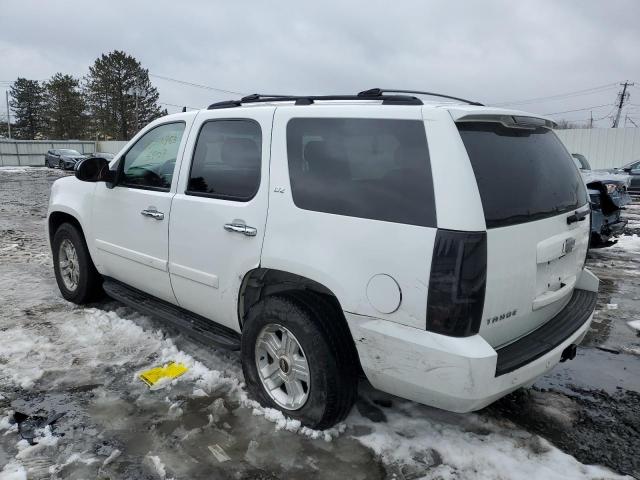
102;278;241;350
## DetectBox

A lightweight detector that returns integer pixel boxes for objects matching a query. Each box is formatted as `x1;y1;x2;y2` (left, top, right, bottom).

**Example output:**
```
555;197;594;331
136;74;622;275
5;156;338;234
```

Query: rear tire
52;223;102;304
241;292;358;429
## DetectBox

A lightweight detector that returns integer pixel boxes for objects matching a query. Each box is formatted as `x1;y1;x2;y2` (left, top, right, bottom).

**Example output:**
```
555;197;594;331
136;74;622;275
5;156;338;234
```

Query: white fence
2;129;639;170
0;139;129;166
97;140;128;155
0;140;96;167
555;127;640;170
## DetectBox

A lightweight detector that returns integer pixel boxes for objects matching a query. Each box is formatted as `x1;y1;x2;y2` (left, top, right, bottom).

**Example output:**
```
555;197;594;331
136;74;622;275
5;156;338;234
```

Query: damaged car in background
572;153;631;246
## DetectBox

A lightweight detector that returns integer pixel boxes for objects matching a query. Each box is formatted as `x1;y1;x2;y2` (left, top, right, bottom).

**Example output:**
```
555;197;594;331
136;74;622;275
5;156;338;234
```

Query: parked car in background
45;149;87;170
572;153;632;246
615;159;640;195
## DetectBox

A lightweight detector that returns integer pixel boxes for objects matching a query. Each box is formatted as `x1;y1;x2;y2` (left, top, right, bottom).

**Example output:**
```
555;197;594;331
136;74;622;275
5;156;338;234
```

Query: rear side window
458;122;588;229
187;120;262;201
286;118;435;227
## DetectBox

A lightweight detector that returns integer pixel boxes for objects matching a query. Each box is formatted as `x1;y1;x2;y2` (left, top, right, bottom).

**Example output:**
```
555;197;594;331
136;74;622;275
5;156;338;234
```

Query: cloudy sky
1;0;639;127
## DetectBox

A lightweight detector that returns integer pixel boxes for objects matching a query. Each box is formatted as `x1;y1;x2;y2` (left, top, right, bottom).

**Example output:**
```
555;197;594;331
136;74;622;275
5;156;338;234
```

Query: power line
544;103;613;115
149;73;246;96
159;101;201;111
492;82;619;107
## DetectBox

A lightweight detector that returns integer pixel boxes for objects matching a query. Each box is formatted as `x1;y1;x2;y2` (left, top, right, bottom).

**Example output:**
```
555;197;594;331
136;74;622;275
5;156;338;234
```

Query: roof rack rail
208;93;423;109
358;88;484;106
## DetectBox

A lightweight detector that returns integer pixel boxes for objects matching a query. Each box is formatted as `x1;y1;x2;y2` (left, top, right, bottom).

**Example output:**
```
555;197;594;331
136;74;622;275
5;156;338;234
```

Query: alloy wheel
255;323;310;410
58;239;79;291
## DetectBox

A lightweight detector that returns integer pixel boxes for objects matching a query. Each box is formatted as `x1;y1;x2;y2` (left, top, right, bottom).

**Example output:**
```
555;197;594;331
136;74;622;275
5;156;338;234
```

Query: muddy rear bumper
346;269;599;413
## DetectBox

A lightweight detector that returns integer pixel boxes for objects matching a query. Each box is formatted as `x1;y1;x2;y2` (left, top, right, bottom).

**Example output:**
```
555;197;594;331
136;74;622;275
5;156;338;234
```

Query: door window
187;120;262;201
121;122;186;191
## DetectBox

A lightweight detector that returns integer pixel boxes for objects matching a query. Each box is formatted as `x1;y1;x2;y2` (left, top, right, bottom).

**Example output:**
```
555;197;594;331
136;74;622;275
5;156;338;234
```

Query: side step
103;278;241;350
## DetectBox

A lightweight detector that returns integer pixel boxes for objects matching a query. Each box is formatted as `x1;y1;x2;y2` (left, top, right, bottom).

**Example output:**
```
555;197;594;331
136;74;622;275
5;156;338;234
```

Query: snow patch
612;234;640;253
146;455;172;480
0;462;26;480
15;426;59;460
351;405;624;480
627;320;640;332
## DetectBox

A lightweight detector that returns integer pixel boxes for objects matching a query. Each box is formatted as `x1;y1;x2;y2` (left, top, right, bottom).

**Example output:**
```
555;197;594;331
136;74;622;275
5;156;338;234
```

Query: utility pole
589;111;593;129
612;81;634;128
134;83;139;131
5;90;11;138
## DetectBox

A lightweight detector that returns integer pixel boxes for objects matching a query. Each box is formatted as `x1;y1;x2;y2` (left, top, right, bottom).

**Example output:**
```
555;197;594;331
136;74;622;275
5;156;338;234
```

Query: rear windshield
458;122;587;229
287;118;435;227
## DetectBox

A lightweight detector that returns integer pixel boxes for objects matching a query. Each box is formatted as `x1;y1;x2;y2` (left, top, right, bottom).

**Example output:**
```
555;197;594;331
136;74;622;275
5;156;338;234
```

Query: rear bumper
346;269;598;413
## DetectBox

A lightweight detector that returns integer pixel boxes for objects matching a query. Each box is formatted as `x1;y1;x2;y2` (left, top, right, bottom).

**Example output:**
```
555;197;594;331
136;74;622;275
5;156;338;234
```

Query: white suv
47;89;599;429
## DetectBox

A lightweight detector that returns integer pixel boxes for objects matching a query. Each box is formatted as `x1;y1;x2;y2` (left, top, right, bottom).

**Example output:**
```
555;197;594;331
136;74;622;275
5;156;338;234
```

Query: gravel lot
0;167;638;480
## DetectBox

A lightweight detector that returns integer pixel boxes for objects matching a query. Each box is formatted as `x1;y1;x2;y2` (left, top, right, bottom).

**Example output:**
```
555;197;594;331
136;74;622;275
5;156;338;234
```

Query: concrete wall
0;140;129;166
0;140;96;166
3;128;639;171
97;140;128;155
555;128;640;170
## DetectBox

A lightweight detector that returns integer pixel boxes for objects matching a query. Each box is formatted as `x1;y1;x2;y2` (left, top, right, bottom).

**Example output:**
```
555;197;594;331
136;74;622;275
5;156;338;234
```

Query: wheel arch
48;211;86;249
238;268;362;370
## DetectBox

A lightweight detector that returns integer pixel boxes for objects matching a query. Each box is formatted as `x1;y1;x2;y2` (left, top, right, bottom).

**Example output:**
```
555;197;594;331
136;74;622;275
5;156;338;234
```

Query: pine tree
85;51;166;140
43;73;86;139
9;78;46;139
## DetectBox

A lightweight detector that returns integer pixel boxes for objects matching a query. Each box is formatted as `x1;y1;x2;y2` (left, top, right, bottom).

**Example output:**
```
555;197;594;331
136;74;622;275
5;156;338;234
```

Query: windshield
458;122;588;229
59;149;81;156
571;153;591;170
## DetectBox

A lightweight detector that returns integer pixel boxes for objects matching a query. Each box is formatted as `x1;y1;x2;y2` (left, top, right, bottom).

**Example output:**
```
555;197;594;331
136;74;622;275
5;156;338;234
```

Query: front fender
47;176;97;256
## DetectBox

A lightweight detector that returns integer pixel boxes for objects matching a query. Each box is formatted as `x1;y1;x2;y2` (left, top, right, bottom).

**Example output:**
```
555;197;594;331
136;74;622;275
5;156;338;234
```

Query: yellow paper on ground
139;362;188;388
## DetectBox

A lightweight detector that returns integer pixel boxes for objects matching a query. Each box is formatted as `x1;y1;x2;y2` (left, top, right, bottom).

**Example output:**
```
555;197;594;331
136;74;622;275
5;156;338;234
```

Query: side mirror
75;157;115;184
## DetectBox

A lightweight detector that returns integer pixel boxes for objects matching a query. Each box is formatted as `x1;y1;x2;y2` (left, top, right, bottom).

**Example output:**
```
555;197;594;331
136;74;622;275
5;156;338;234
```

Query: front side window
286;118;435;227
187;120;262;201
121;122;186;191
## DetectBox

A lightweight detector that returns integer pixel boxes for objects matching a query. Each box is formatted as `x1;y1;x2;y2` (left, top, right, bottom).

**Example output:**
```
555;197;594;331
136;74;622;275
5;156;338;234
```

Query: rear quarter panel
261;105;439;329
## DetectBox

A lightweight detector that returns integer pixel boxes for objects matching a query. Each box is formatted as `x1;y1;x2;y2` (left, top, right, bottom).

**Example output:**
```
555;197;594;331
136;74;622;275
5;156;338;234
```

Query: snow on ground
613;233;640;253
0;306;628;479
0;166;49;173
0;168;637;479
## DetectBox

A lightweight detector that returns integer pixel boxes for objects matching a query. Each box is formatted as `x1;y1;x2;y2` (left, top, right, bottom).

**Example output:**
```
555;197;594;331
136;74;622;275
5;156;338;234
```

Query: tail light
426;230;487;336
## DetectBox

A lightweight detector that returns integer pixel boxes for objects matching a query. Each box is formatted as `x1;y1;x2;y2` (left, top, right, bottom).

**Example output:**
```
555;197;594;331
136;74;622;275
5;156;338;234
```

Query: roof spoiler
455;114;557;129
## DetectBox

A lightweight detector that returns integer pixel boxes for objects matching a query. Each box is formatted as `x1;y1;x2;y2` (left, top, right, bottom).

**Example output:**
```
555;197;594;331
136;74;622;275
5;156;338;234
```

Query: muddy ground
0;167;638;480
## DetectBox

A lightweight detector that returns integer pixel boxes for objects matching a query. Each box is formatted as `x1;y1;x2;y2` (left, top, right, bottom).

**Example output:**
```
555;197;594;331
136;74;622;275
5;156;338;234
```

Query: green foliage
84;50;165;140
7;51;166;140
9;78;46;139
43;73;86;139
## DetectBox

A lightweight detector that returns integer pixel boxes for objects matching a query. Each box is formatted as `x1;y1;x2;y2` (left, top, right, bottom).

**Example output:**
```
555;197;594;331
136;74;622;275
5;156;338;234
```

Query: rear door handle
141;208;164;220
224;223;257;237
566;209;589;224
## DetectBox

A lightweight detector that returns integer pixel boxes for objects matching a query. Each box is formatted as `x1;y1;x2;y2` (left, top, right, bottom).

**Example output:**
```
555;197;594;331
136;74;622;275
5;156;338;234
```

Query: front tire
242;293;358;429
58;159;64;170
52;223;102;303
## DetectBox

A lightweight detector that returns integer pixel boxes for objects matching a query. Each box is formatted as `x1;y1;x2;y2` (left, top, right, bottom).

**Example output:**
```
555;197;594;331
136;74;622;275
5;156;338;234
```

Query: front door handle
224;223;257;237
141;208;164;220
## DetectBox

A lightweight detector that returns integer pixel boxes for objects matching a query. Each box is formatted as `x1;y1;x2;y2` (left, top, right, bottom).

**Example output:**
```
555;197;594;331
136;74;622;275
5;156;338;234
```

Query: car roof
161;101;555;126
